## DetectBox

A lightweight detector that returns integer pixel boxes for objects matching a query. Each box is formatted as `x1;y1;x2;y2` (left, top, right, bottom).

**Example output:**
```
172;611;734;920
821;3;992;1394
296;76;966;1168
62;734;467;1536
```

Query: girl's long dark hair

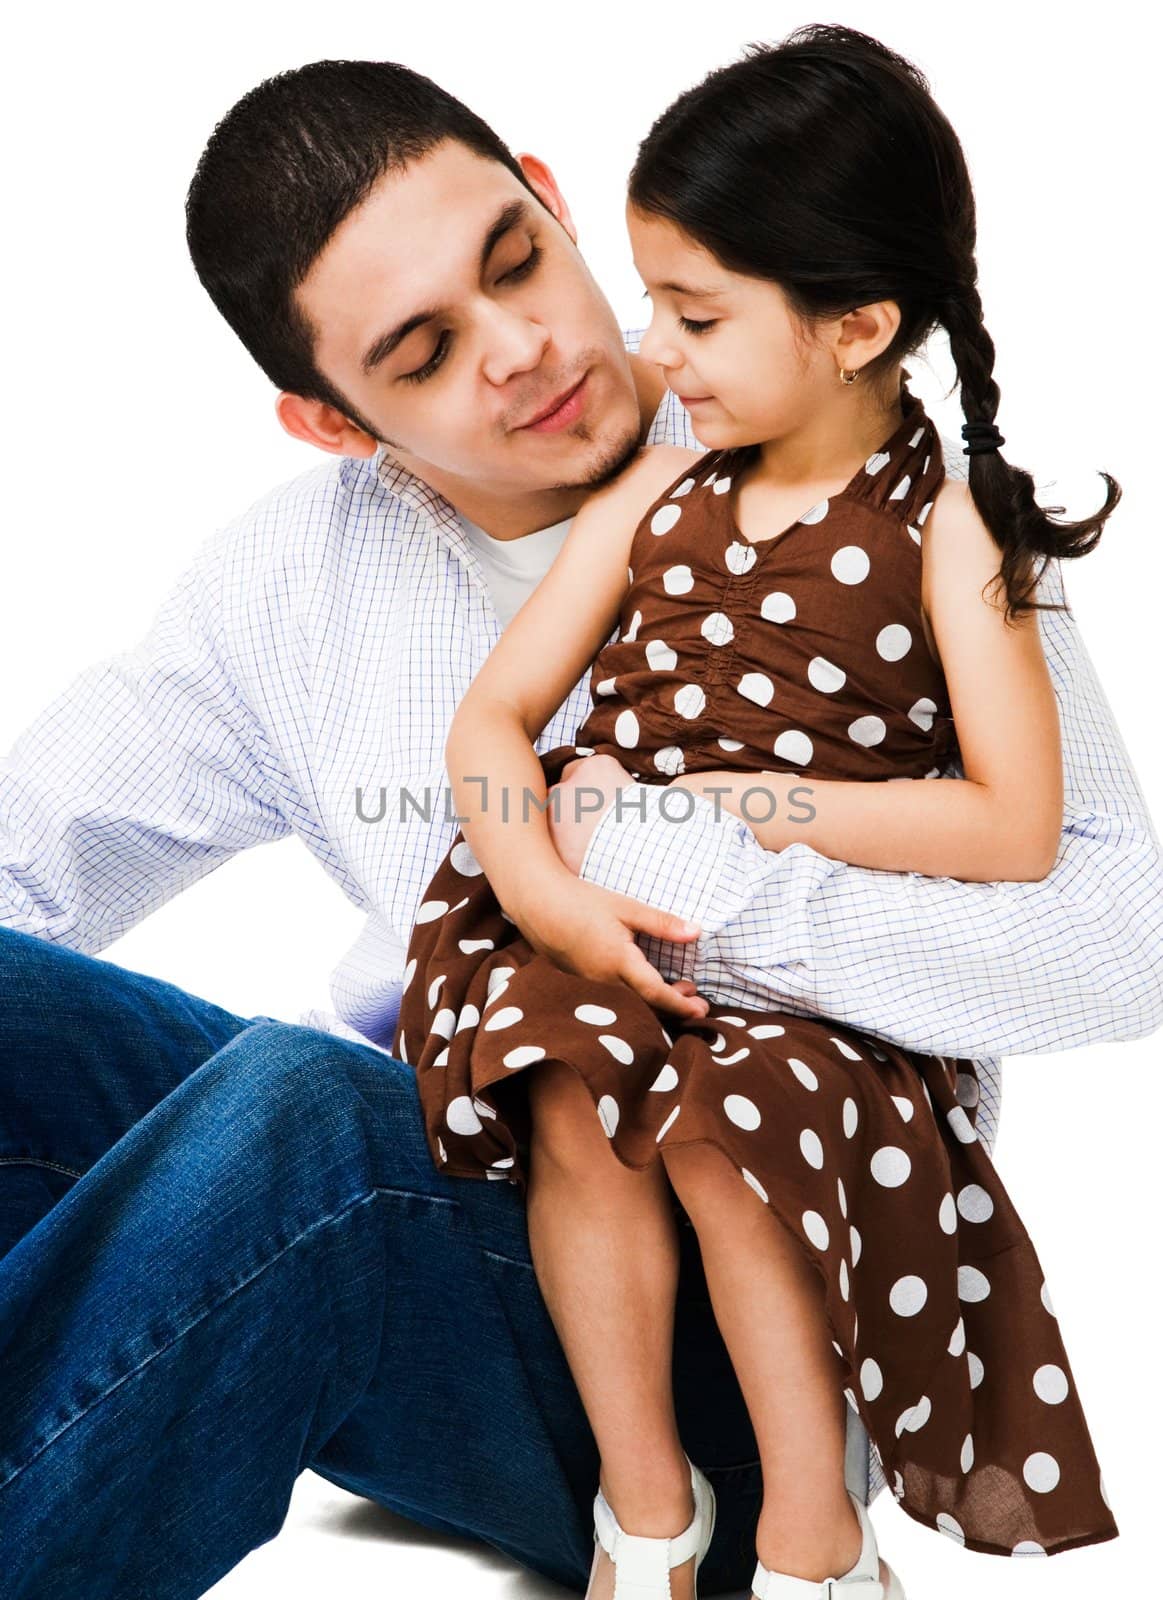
627;23;1120;623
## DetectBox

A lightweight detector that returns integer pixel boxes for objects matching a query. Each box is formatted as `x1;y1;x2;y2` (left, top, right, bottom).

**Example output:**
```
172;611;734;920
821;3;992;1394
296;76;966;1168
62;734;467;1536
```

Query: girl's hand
546;753;639;875
512;874;710;1023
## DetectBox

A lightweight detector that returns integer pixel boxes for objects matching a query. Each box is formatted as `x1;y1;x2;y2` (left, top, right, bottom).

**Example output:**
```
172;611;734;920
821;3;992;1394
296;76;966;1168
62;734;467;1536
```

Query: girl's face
627;202;840;448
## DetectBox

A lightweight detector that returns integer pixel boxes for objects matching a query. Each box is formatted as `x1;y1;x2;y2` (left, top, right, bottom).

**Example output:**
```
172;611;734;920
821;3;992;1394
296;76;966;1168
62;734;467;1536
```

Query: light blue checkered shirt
4;325;1161;1503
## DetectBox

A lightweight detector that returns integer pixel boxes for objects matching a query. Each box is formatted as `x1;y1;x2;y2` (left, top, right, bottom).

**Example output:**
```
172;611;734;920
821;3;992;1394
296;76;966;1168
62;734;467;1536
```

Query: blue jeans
0;924;764;1597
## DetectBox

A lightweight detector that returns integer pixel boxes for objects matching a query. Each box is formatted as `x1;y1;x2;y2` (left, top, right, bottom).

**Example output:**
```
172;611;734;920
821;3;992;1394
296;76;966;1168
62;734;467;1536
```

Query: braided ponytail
941;285;1121;623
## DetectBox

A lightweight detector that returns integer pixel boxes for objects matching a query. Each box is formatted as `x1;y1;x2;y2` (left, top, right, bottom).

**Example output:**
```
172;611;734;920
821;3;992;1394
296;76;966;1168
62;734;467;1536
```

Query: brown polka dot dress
392;375;1118;1561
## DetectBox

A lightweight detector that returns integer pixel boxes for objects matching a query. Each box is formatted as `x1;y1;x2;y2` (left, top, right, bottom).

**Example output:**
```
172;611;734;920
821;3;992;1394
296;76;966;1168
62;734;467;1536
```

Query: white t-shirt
456;510;573;626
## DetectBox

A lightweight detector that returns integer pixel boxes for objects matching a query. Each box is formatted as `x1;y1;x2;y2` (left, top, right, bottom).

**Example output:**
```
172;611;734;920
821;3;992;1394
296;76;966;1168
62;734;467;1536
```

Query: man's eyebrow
360;198;534;376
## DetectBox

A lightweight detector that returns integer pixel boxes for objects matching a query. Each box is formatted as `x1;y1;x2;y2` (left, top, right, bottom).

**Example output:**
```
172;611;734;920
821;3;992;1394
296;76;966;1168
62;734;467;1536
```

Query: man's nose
479;301;550;386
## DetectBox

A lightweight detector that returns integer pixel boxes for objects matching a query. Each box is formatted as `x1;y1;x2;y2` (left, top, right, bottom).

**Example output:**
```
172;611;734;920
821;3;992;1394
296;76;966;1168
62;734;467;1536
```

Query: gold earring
839;366;859;386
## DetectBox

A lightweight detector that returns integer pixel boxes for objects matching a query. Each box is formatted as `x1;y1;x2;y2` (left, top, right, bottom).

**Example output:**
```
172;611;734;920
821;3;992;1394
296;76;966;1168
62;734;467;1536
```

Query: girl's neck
750;378;906;491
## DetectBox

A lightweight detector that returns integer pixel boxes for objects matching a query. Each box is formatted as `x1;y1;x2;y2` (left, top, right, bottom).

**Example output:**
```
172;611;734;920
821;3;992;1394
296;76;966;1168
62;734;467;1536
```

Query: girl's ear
833;300;902;371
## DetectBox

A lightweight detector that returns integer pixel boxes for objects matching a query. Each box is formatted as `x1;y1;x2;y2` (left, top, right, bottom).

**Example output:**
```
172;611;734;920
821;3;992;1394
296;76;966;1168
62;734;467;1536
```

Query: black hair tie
961;420;1005;456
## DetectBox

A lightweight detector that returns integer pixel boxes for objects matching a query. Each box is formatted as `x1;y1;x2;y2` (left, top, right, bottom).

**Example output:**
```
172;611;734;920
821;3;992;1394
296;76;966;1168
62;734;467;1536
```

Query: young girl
392;24;1122;1600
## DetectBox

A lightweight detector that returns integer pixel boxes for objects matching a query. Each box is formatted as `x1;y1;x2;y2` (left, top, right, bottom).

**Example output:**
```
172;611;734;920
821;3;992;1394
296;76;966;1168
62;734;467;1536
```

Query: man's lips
517;373;589;431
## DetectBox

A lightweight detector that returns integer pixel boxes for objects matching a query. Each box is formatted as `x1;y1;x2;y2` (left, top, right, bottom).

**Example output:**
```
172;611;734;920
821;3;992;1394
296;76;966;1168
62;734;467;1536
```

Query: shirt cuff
578;781;758;932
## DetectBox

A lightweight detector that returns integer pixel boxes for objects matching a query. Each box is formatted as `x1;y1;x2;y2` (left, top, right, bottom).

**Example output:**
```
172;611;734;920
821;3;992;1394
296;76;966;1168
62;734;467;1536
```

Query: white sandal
750;1489;906;1599
588;1451;717;1598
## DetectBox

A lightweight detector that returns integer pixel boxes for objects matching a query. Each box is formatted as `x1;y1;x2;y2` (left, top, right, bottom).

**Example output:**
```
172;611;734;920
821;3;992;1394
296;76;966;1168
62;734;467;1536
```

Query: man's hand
511;873;710;1022
546;753;639;875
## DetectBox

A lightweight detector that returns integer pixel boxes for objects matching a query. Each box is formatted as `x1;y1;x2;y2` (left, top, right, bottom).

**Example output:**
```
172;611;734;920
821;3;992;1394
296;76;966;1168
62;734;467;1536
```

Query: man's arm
579;558;1163;1062
1;535;294;952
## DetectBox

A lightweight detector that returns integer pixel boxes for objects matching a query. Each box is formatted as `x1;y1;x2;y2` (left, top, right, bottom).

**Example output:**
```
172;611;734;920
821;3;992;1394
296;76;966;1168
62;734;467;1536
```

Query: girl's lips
678;393;713;406
520;373;589;432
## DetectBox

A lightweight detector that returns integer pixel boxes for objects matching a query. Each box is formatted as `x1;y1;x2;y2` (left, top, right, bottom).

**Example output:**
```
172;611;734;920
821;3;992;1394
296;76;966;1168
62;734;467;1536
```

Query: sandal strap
751;1568;885;1599
593;1482;702;1598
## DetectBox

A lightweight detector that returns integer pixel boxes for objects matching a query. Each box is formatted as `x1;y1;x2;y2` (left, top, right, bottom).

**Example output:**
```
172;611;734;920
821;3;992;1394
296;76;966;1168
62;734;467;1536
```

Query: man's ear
514;152;578;247
275;392;379;458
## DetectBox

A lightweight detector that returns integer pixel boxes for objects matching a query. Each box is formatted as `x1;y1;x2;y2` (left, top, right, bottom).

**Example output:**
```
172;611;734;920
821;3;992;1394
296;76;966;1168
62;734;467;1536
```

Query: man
1;58;1160;1598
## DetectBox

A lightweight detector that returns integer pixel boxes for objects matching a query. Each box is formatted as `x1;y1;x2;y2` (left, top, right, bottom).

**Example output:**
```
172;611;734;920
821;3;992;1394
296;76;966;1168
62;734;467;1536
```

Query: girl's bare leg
660;1141;889;1592
525;1058;700;1600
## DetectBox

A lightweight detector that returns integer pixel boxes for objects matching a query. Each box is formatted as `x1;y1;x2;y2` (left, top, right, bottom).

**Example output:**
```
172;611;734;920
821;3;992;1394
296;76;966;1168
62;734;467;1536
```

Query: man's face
291;140;647;519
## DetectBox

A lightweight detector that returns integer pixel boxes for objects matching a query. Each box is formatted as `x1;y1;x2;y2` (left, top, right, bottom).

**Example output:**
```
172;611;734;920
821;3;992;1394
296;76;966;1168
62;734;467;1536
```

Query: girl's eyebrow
640;281;726;299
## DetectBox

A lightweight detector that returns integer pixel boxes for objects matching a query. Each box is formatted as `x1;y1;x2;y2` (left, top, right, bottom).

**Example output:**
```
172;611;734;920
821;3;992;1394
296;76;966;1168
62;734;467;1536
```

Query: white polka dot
651;503;682;535
600;1034;635;1065
936;1512;964;1544
649;1063;679;1092
450;840;484;876
956;1184;994;1223
447;1095;483;1135
596;676;618;696
842;1098;859;1137
849;1225;861;1266
896;1395;931;1434
614;708;640;748
1012;1542;1047;1556
415;898;449;924
891;1094;915;1122
808;656;846;693
748;1023;786;1039
907;525;922;545
773;729;813;765
701;612;734;647
645;638;677;671
455;1005;481;1033
483;1006;524;1032
431;1007;457;1040
839;1258;850;1300
742;1168;769;1203
656;1105;681;1140
711;1046;751;1066
718;736;744;752
1099;1472;1109;1508
958;1266;991;1302
503;1044;546;1068
713;475;732;495
800;1128;825;1168
848;715;886;747
799;499;830;524
576;1004;618;1026
890;1275;928;1316
831;546;870;584
436;1136;447;1162
917;500;934;526
401;957;418;993
1041;1280;1056;1316
458;938;494;954
486;966;515;1000
860;1358;883;1400
967;1351;984;1388
724;1093;761;1130
955;1072;980;1107
737;672;775;707
760;591;796;624
623;609;642;641
876;624;912;661
725;542;757;576
662;565;694;596
865;450;891;475
1033;1365;1069;1404
1022;1453;1060;1493
946;1105;978;1145
674;684;706;719
830;1037;862;1061
961;1433;975;1472
653;746;685;776
803;1210;830;1249
597;1096;620;1135
871;1146;911;1187
938;1193;957;1234
908;697;936;731
888;473;912;502
788;1057;819;1090
670;476;696;498
427;973;446;1008
948;1317;966;1356
837;1177;848;1217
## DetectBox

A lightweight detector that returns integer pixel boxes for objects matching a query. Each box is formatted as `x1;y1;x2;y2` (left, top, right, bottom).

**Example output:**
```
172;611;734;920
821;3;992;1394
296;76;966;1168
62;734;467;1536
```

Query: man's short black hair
186;59;541;425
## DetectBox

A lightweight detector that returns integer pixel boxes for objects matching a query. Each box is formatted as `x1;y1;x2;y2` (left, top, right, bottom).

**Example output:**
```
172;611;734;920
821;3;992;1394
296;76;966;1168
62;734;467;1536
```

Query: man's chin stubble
547;424;642;494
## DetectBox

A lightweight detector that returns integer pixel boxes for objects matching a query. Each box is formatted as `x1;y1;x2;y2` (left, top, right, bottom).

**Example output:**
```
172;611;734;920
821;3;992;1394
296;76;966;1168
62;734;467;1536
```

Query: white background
2;2;1157;1596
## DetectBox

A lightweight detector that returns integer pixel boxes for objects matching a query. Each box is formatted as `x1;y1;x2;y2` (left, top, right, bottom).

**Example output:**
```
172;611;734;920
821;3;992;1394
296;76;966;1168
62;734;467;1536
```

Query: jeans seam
0;1155;85;1180
0;1187;383;1492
